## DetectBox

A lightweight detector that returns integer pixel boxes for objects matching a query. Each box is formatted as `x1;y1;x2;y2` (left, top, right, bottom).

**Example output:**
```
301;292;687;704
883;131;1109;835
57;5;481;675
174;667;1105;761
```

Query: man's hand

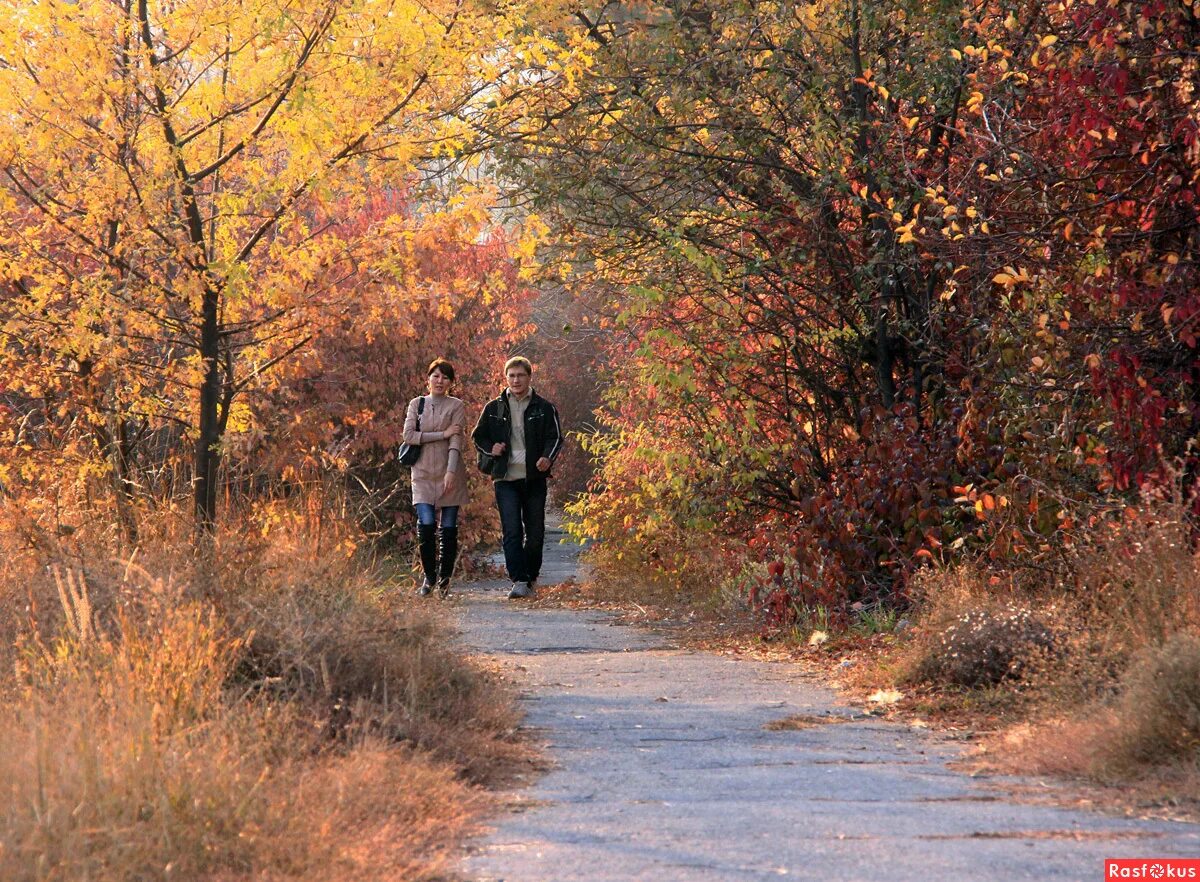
491;442;507;455
535;456;552;473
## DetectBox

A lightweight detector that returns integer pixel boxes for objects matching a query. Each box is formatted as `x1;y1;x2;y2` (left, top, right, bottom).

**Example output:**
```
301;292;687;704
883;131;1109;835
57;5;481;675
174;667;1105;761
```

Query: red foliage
571;1;1199;625
231;189;535;546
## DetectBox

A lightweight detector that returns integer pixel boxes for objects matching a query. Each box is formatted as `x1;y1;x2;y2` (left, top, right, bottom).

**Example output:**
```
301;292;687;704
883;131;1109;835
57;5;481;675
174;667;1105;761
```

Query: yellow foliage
0;0;579;505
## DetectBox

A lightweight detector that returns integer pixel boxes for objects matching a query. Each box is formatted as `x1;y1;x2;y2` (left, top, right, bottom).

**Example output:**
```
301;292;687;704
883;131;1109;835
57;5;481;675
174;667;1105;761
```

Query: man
472;356;563;599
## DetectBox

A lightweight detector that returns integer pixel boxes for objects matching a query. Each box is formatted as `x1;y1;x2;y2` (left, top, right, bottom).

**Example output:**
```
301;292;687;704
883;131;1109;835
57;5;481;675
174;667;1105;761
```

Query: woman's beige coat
403;395;469;507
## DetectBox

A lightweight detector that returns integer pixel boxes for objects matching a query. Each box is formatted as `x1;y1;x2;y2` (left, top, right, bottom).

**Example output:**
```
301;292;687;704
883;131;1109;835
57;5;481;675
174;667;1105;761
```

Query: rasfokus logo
1106;859;1200;879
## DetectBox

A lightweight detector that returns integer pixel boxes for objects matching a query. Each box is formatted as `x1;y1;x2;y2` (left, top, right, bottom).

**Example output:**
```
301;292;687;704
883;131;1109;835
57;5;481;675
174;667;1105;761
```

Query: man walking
472;356;562;599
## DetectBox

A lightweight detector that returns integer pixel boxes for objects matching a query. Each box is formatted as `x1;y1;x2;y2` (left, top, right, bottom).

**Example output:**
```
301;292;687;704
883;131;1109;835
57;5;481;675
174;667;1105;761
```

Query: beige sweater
403;395;469;507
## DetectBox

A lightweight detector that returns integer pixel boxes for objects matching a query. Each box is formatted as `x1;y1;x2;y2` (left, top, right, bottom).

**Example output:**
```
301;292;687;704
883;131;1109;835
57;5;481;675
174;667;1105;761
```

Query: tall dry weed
219;500;524;783
1104;632;1200;773
1;580;264;880
996;633;1200;796
1072;505;1200;659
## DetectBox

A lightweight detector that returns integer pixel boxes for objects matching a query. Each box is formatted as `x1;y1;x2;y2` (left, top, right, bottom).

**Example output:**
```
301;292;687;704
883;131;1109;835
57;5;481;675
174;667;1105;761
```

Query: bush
566;427;744;608
1104;632;1200;773
913;604;1057;688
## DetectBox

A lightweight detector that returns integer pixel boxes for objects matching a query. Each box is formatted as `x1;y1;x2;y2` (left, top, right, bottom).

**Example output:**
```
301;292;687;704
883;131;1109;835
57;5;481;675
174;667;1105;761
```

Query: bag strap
416;396;425;432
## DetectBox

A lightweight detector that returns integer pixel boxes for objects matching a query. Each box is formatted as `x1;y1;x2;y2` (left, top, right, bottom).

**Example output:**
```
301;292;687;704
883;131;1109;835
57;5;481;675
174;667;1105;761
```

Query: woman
402;358;468;597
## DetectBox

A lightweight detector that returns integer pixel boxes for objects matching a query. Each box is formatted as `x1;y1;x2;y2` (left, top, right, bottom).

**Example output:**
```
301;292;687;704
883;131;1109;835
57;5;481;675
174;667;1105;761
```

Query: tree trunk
109;415;139;544
194;286;221;531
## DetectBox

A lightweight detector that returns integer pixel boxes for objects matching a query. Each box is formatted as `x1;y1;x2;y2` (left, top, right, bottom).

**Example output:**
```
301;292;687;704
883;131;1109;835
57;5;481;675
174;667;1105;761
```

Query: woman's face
427;368;452;395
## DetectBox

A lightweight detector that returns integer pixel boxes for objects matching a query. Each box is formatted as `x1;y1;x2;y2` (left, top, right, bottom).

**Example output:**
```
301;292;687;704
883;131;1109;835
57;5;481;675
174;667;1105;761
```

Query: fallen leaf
867;688;904;705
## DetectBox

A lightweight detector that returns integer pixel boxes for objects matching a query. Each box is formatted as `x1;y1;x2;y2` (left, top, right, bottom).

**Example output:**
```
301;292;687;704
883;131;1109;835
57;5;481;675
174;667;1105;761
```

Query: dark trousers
494;478;547;583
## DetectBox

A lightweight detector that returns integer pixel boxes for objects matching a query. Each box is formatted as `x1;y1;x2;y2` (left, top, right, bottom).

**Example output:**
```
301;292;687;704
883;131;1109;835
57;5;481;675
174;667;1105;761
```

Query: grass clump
228;511;524;784
1038;504;1200;789
1002;632;1200;802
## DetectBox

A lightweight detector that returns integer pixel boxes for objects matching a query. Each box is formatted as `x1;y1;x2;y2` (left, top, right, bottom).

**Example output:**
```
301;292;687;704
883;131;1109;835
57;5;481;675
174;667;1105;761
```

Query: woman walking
402;358;468;597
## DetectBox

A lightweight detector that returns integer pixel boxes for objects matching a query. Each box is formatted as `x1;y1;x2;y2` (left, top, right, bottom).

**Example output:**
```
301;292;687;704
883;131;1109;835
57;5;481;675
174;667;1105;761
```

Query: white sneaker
507;581;533;599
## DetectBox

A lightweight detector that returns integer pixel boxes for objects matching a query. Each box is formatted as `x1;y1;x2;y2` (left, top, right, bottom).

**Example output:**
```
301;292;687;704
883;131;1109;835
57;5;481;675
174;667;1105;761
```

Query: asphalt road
454;527;1199;882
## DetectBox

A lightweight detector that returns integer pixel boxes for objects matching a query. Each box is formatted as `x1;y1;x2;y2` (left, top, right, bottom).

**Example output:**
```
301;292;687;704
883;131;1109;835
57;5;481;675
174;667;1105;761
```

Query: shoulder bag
398;396;425;467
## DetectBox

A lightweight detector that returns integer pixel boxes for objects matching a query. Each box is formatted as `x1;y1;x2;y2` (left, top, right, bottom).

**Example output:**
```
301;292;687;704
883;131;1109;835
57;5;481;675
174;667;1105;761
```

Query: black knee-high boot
417;524;438;595
438;527;458;597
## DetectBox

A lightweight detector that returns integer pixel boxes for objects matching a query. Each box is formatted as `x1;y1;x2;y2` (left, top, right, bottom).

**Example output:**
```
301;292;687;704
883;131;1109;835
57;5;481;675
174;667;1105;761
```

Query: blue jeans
494;478;547;583
414;503;458;529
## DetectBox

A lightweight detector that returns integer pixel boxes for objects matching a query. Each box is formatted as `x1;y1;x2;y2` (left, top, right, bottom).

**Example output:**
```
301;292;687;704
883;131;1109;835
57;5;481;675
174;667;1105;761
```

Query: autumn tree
234;188;535;547
0;0;578;534
509;0;1198;617
499;0;979;601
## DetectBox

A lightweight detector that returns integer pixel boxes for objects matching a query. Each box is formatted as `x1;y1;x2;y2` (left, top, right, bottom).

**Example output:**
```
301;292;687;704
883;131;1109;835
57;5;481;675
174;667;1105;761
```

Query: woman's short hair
427;358;455;381
504;356;532;375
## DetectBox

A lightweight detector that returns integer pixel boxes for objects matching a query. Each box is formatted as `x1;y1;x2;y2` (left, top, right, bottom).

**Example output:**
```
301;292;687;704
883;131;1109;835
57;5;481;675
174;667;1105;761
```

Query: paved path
455;527;1199;881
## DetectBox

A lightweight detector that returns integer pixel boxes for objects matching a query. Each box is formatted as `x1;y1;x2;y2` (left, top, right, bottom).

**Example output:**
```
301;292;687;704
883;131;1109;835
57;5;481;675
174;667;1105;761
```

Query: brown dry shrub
907;502;1200;795
912;603;1058;688
1025;503;1200;717
894;566;1061;690
990;634;1200;799
0;493;519;880
1104;632;1200;772
267;741;488;882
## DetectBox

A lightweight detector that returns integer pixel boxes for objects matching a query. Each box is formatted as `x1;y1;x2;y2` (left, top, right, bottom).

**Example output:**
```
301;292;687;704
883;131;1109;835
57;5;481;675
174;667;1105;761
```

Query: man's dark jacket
471;389;563;479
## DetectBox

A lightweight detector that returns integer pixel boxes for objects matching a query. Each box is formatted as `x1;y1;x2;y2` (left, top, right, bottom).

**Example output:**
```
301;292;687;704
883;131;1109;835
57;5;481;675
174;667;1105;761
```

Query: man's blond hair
504;356;533;375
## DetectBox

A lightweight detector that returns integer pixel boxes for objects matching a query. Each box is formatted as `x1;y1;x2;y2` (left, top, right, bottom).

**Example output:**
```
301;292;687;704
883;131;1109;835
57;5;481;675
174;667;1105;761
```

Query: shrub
1103;633;1200;773
913;604;1057;688
566;426;744;608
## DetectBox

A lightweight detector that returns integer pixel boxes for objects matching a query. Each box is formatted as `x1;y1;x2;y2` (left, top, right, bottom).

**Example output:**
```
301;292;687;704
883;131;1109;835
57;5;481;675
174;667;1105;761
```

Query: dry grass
763;713;860;730
225;516;527;785
992;633;1200;808
1108;633;1200;770
1018;506;1200;789
1072;505;1200;665
0;494;524;881
853;502;1200;806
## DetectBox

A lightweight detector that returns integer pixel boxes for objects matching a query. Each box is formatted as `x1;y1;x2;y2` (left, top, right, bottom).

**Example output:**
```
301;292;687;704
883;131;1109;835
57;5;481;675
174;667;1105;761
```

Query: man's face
506;366;531;397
